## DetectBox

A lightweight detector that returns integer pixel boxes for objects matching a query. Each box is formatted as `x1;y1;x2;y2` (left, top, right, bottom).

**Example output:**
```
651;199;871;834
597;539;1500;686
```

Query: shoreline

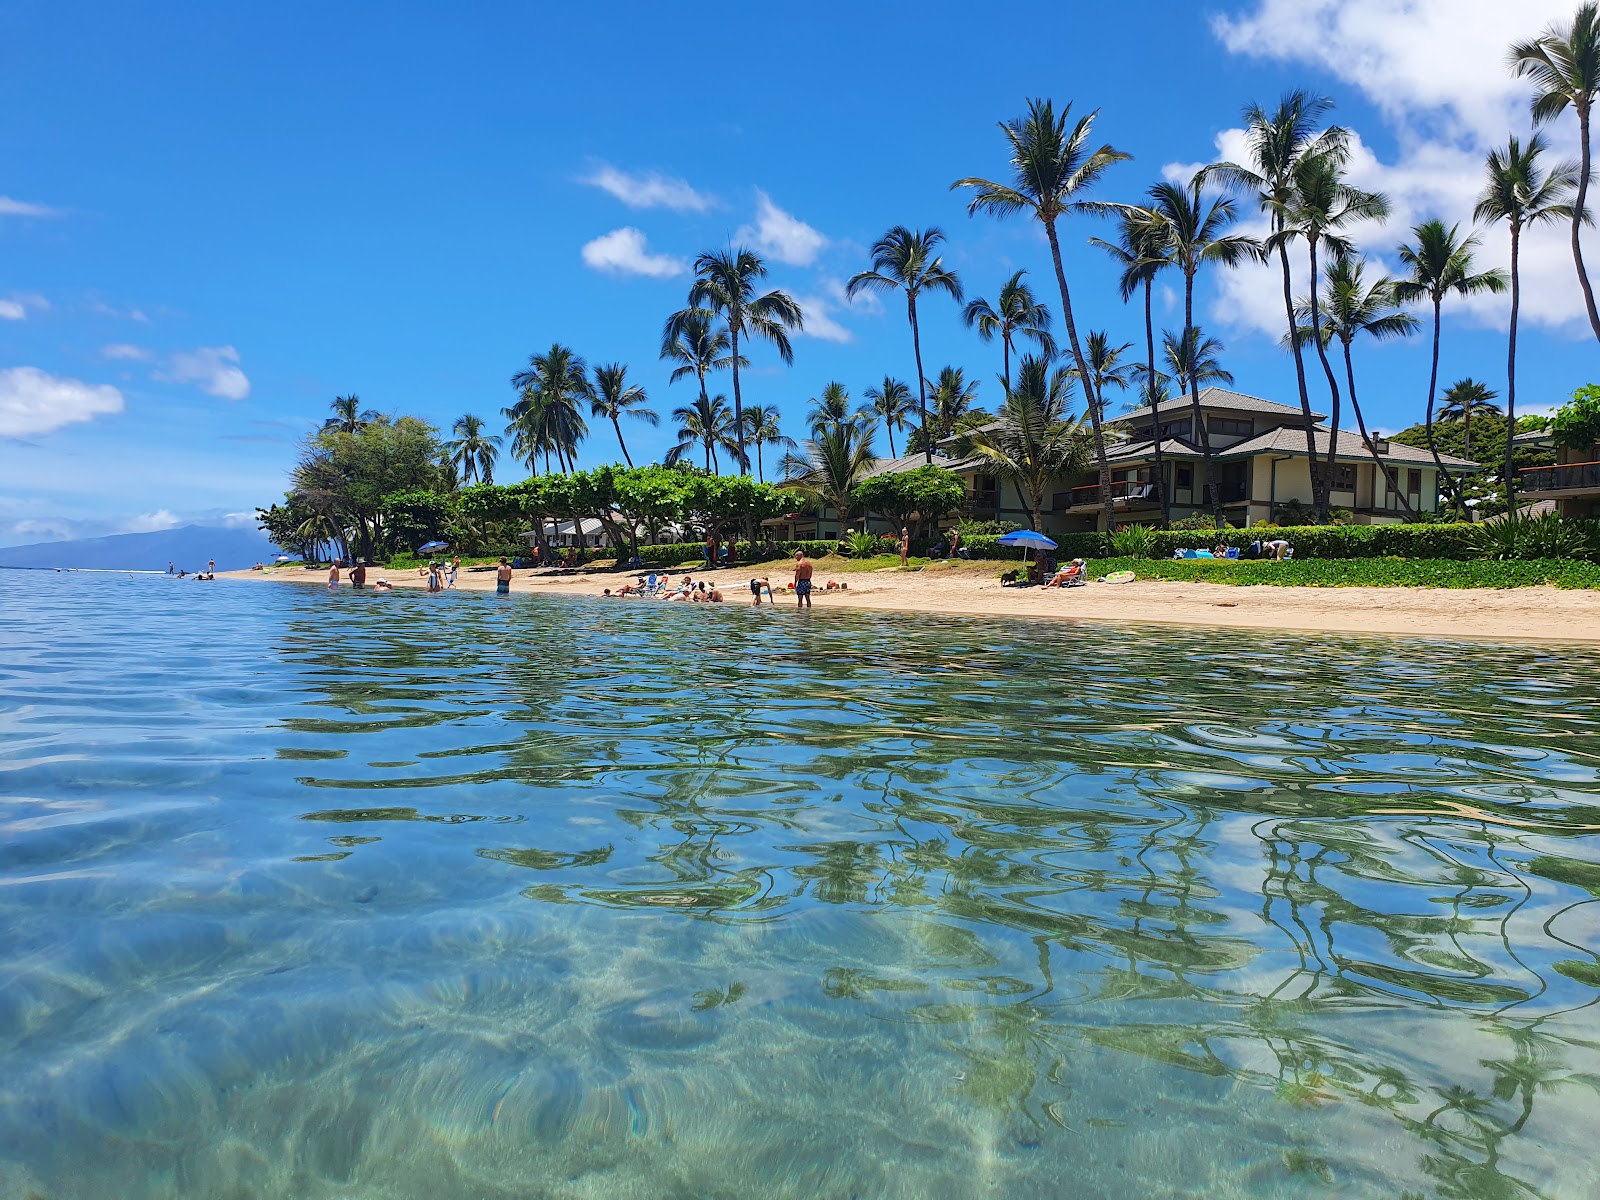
221;560;1600;645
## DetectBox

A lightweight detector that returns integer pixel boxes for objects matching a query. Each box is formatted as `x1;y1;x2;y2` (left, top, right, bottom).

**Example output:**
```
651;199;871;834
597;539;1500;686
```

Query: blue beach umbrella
996;530;1057;550
417;540;449;554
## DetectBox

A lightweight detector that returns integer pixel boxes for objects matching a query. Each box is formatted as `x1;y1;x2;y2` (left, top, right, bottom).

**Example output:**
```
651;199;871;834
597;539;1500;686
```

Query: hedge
1079;556;1600;589
622;540;837;570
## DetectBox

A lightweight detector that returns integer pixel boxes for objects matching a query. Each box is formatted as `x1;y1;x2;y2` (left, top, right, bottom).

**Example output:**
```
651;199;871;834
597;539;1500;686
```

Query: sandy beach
223;559;1600;644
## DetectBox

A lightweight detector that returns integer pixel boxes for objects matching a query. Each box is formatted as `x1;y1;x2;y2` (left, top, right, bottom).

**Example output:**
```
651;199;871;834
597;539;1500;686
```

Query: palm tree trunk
1002;334;1012;395
1183;267;1225;527
1043;220;1115;532
1306;237;1345;523
1422;297;1458;515
1464;406;1472;461
909;294;931;464
612;417;633;467
1574;100;1600;343
756;443;766;483
1341;337;1413;518
730;325;748;474
1144;276;1169;528
1505;220;1522;516
1276;238;1323;519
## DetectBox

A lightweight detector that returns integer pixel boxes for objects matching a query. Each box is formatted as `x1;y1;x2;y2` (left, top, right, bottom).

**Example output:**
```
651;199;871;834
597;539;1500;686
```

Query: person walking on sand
328;560;341;590
898;527;910;567
447;556;460;589
208;558;215;576
495;557;512;595
792;551;814;609
351;562;367;590
749;575;771;606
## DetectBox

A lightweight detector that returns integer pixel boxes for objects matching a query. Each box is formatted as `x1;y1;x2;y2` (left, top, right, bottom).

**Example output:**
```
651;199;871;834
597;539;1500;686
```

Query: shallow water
2;573;1599;1199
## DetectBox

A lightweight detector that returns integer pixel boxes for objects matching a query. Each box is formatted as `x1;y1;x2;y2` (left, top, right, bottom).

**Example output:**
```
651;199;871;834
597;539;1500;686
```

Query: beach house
1515;426;1600;518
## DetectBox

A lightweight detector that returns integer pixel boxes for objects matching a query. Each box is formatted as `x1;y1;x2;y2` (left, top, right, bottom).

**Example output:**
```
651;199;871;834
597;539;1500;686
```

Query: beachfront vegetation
1080;555;1600;589
1552;383;1600;448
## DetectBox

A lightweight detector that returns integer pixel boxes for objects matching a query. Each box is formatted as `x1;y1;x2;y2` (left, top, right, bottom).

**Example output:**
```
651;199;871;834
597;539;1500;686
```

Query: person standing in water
792;551;814;609
351;562;367;589
328;560;341;589
208;558;215;576
496;557;512;595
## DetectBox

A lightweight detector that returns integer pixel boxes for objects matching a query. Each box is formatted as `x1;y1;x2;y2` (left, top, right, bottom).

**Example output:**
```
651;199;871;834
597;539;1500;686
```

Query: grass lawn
1076;557;1600;590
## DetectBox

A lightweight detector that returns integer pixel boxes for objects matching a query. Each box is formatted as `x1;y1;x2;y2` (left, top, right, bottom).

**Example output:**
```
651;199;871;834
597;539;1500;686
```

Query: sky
3;0;1597;546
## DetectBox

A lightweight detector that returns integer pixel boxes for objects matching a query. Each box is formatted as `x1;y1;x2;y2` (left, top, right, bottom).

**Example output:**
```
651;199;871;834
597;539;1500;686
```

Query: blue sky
2;0;1594;545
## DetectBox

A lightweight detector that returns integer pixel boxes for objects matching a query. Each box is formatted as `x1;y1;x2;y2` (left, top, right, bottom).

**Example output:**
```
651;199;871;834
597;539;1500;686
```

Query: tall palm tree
954;98;1130;531
665;393;737;472
925;366;981;443
847;226;964;464
681;249;804;473
661;309;739;411
788;419;878;534
863;376;913;458
1272;152;1389;520
1290;254;1420;517
1092;205;1175;524
806;381;855;439
1074;331;1134;421
589;362;657;467
741;404;795;483
446;413;502;486
1511;3;1600;343
961;269;1056;391
323;393;379;434
1212;92;1348;518
1438;379;1502;463
1148;172;1258;526
1394;222;1509;514
971;355;1094;532
1162;327;1233;397
1474;133;1578;510
508;344;591;473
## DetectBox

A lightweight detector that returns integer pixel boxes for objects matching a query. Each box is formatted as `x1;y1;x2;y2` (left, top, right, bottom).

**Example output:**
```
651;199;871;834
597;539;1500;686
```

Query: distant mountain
0;524;277;572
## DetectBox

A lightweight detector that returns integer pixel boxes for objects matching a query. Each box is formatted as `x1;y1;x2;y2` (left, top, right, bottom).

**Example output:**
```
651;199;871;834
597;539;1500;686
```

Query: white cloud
0;196;59;218
101;342;153;361
580;164;717;212
220;511;256;527
158;345;250;399
88;300;152;323
0;301;22;321
790;278;883;345
0;367;124;437
737;191;828;267
579;227;687;278
122;509;182;533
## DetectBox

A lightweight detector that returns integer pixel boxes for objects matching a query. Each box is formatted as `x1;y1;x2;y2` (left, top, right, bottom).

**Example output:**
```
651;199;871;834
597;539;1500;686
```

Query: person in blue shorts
496;557;512;594
792;551;813;609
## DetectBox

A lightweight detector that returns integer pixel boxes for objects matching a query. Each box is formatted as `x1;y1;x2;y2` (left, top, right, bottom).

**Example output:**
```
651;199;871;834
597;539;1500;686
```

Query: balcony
1520;461;1600;495
962;494;1000;517
1202;481;1249;505
1055;480;1160;512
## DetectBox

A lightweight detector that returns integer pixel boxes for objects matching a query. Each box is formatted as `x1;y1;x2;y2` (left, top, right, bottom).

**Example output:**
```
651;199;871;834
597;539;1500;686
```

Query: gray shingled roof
1109;386;1326;424
859;452;986;479
1105;437;1205;463
1218;426;1478;469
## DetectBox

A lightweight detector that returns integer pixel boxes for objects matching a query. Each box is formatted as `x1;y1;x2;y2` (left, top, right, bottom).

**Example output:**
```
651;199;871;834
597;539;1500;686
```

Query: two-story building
1515;426;1600;518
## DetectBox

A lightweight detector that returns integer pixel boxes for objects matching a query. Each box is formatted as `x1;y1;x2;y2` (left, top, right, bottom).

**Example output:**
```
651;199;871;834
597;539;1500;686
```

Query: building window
1406;468;1422;495
1176;465;1193;489
1331;463;1356;491
1158;419;1192;439
1207;416;1253;436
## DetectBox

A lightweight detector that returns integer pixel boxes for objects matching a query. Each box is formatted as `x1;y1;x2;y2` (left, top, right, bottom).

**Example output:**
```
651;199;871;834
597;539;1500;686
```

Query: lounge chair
1224;547;1241;560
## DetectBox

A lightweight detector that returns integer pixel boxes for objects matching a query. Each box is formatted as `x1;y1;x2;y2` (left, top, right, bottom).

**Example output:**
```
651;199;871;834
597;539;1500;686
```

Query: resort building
1515;426;1600;518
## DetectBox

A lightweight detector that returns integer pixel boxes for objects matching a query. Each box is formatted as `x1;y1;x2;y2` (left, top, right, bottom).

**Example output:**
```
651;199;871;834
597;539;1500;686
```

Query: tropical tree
1074;331;1134;421
445;413;502;486
507;344;591;473
741;404;795;483
665;393;737;472
1394;221;1509;513
954;98;1130;530
863;376;914;458
661;308;740;416
1510;2;1600;343
970;355;1094;532
1162;328;1233;397
1438;379;1503;462
1474;132;1578;510
681;249;804;472
589;362;658;468
806;381;856;439
1147;172;1258;525
786;418;878;533
962;269;1056;391
847;226;964;464
925;366;982;442
323;393;380;434
1290;254;1420;516
1092;205;1175;524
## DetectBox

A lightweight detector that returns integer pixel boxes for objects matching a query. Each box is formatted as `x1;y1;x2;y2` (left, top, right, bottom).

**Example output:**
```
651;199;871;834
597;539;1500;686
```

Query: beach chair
1224;547;1241;560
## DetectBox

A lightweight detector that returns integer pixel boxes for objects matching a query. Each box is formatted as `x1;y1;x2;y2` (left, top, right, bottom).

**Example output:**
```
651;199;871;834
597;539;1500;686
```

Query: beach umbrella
417;540;449;554
275;554;292;562
996;529;1057;575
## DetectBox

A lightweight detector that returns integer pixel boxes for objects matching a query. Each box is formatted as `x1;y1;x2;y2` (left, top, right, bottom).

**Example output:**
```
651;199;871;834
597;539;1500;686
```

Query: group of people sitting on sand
601;552;843;608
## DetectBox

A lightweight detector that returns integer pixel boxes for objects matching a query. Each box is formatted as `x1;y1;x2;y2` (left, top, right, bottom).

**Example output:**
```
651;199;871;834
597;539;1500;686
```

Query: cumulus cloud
220;511;257;528
0;293;46;321
0;367;124;437
580;164;717;212
580;227;688;278
0;196;59;218
123;510;182;533
737;192;828;267
101;343;153;361
158;345;251;399
790;278;882;345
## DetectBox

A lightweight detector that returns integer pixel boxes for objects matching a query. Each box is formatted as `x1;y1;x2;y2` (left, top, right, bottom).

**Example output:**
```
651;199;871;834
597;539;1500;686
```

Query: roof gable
1109;386;1325;424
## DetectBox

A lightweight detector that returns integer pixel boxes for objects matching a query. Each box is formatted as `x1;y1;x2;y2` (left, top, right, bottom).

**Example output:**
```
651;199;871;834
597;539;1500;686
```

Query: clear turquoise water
2;574;1599;1199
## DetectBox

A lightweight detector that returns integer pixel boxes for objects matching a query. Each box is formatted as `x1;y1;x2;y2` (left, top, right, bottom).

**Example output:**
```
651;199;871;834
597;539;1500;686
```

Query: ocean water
2;573;1599;1199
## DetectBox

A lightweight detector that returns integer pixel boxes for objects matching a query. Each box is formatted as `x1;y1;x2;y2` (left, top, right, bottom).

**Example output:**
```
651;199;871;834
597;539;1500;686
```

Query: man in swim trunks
792;551;813;609
749;576;770;605
496;557;512;594
351;562;367;589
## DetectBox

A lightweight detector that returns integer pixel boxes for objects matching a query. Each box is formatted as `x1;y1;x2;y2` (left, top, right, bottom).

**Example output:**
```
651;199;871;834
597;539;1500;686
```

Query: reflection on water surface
1;574;1598;1198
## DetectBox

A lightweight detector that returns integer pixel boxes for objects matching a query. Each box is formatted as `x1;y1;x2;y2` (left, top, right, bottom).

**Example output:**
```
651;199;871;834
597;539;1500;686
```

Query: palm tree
681;249;804;473
1394;222;1508;514
741;404;795;482
1290;254;1420;517
1475;133;1579;511
954;98;1130;531
847;226;964;464
970;355;1094;532
806;381;855;439
925;366;981;443
1212;91;1349;518
323;393;379;434
1074;331;1134;421
962;270;1056;392
787;419;878;534
507;344;591;473
1511;3;1600;343
1162;327;1233;397
1438;378;1502;463
1272;152;1389;520
446;413;502;486
1148;172;1258;525
863;377;913;458
1092;205;1175;524
589;362;657;467
666;393;737;472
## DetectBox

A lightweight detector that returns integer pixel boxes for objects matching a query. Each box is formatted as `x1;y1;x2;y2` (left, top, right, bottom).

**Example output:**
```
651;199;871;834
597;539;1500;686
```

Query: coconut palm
1092;205;1175;524
1074;331;1134;421
806;381;856;439
1162;328;1233;396
1148;172;1258;525
446;413;502;486
508;344;591;473
680;249;804;473
666;393;737;472
970;355;1094;533
1511;3;1600;343
863;377;913;458
1394;222;1509;514
961;270;1056;392
1290;254;1420;516
953;98;1130;530
787;418;878;534
588;363;657;468
323;394;379;434
1438;379;1502;463
847;227;964;464
1475;133;1579;509
741;404;795;483
925;366;981;443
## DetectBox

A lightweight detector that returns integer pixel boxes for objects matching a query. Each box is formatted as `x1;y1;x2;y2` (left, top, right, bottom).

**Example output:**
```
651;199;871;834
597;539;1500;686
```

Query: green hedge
1082;556;1600;589
622;540;836;570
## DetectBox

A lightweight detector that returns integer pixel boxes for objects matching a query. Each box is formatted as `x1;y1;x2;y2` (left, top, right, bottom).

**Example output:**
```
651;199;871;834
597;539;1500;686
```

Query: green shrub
1108;524;1159;558
1082;556;1600;589
1470;512;1599;562
843;531;880;558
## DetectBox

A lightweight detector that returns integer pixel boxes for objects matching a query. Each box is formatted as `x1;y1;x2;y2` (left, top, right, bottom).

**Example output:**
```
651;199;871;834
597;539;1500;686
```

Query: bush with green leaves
1550;384;1600;452
843;531;881;558
1108;524;1159;558
1470;512;1599;562
1082;555;1600;589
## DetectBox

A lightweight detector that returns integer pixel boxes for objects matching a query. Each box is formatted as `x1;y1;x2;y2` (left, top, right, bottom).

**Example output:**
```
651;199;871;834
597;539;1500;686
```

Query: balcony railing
961;494;1000;516
1058;480;1159;510
1203;481;1249;504
1520;461;1600;494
